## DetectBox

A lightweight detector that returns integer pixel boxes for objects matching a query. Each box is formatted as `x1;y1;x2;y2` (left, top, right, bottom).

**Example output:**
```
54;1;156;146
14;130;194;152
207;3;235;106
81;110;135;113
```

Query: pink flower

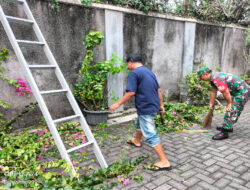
42;146;49;151
0;179;6;184
108;181;111;185
81;139;86;144
197;84;202;90
121;124;124;127
38;131;44;136
78;149;83;153
0;148;2;151
172;112;177;116
72;160;77;167
14;78;32;96
40;168;45;172
26;90;32;94
176;116;178;119
37;155;42;161
123;178;129;185
17;78;24;82
60;171;65;175
86;172;90;175
132;133;136;137
45;142;49;145
180;120;183;123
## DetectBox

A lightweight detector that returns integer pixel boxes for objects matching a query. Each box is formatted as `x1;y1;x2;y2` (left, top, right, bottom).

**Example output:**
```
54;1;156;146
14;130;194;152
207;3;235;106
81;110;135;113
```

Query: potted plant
73;30;125;125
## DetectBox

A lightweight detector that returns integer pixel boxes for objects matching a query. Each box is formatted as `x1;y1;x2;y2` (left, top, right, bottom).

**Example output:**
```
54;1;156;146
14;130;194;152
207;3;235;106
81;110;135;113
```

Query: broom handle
215;99;223;107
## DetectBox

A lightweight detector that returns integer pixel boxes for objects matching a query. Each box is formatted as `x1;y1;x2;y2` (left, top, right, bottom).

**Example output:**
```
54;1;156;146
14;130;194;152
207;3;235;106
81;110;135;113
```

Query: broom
202;108;214;128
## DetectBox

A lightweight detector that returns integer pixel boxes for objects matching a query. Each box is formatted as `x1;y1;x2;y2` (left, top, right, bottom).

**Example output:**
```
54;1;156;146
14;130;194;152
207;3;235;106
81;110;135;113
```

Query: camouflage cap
197;67;210;77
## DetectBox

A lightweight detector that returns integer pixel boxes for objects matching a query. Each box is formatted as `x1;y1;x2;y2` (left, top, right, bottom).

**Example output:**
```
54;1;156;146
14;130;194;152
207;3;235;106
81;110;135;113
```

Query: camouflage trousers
222;86;250;130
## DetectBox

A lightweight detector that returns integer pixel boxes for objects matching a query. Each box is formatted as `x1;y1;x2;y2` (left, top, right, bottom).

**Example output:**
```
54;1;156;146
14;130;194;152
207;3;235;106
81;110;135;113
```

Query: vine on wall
0;48;35;133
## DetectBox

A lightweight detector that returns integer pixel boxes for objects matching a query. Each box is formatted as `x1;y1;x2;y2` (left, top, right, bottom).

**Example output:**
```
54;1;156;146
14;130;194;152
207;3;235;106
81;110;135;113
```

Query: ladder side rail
0;5;76;175
55;70;109;168
54;65;108;169
79;118;109;168
21;1;90;124
22;1;88;118
22;1;108;169
17;1;108;169
22;1;57;67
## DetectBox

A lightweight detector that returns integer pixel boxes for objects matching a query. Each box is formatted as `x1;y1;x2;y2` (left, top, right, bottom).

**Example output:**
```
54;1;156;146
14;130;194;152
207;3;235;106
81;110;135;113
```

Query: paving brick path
100;101;250;190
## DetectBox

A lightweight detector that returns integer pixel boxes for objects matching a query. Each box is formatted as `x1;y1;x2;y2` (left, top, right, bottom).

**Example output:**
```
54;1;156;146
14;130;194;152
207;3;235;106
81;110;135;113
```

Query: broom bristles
202;109;213;128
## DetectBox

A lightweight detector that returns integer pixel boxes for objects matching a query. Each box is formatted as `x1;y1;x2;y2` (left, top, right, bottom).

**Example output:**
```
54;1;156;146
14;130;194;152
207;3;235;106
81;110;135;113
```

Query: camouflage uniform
211;72;250;130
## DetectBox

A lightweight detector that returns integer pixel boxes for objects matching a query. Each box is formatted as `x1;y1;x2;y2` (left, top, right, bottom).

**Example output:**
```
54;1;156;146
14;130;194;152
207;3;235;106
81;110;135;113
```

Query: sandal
126;140;142;148
146;164;172;171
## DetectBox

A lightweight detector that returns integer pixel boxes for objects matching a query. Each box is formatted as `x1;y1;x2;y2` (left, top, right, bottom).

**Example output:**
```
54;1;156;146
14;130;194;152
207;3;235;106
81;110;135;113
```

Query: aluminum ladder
0;0;108;176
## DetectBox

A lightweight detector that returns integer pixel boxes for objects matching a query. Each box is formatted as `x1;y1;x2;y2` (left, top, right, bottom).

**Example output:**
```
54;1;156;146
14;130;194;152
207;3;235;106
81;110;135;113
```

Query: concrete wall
0;0;247;129
193;24;225;71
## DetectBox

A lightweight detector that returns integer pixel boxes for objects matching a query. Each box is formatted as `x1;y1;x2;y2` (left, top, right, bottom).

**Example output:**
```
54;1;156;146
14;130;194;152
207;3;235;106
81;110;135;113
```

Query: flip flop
127;140;142;148
147;164;172;171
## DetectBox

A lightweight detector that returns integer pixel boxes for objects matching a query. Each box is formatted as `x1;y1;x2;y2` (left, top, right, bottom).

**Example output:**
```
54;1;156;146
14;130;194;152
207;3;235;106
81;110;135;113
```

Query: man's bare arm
109;91;136;111
158;88;165;114
222;88;232;111
209;87;217;109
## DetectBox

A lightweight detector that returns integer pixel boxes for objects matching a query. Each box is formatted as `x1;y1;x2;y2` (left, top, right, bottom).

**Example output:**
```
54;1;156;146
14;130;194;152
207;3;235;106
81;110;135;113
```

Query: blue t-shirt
126;66;160;115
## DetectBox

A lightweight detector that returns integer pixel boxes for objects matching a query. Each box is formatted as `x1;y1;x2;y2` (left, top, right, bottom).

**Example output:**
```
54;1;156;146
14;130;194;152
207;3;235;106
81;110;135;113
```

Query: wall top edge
57;0;246;30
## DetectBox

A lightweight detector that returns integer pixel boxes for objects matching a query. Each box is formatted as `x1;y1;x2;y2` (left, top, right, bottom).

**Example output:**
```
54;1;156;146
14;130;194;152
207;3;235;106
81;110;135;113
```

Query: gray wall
0;0;247;129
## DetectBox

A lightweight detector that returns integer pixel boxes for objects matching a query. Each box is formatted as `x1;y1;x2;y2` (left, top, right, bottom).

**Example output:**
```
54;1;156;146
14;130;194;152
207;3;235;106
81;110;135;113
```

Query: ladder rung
6;16;34;25
29;65;56;69
40;89;68;95
53;115;80;124
17;40;45;46
67;141;93;153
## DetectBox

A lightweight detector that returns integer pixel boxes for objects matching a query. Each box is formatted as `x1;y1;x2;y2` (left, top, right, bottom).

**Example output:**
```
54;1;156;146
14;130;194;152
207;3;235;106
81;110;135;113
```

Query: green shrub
185;72;211;106
73;30;126;111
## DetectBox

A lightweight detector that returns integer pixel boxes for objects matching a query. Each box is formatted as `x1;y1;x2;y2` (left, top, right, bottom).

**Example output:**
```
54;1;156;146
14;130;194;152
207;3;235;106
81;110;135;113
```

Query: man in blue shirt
109;53;171;171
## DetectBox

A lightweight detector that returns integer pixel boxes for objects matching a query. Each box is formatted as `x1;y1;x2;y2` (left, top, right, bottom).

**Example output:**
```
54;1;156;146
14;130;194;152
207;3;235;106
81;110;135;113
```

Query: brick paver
100;101;250;189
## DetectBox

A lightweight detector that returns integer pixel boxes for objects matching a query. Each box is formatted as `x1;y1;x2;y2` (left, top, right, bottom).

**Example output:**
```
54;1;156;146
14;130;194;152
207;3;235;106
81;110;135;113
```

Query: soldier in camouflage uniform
197;67;250;140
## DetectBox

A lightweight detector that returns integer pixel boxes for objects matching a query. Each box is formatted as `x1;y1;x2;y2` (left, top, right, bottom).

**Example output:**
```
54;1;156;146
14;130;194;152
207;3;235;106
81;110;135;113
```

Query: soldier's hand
225;104;232;112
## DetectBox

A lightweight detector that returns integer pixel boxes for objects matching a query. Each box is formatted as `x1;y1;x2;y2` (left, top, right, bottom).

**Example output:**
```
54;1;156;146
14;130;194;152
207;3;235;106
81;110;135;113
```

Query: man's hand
225;104;232;112
159;106;165;115
109;103;120;111
209;88;217;110
109;91;135;112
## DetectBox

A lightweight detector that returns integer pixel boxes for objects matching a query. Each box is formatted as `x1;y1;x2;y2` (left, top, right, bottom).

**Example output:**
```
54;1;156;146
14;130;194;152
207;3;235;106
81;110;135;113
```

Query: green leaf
44;172;53;180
